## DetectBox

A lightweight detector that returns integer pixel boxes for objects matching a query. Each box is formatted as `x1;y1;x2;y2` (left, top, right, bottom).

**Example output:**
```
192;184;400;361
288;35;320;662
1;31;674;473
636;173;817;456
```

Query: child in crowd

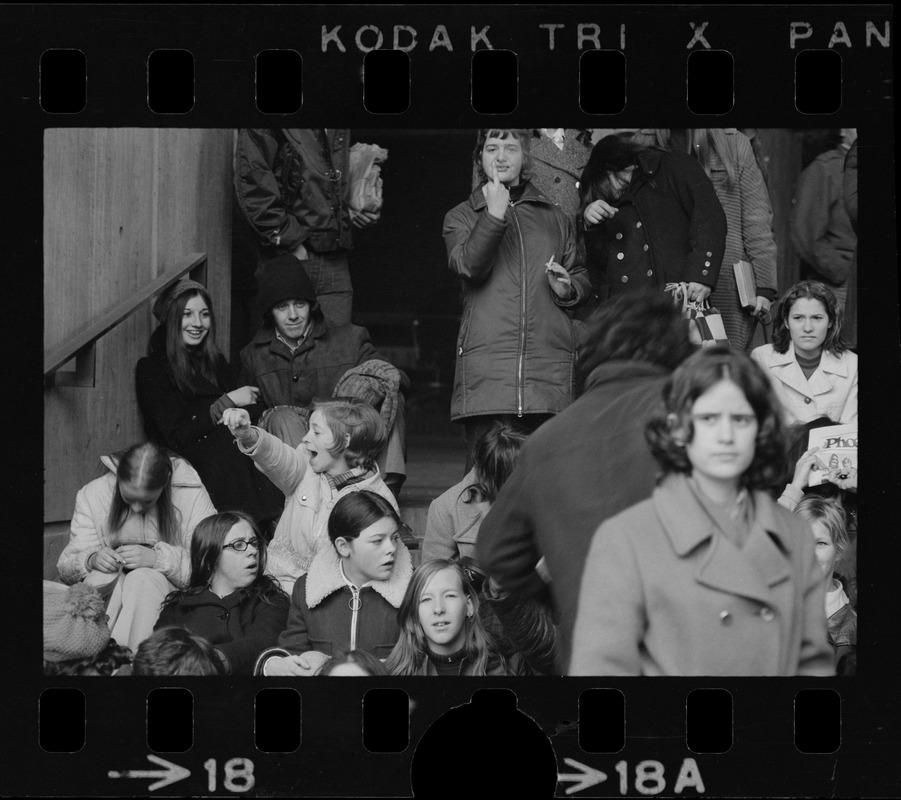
254;491;412;676
56;442;216;651
136;279;282;525
751;280;858;425
222;399;399;593
570;346;834;676
43;582;132;676
422;419;529;564
131;627;225;676
385;559;528;676
155;512;290;675
317;649;389;676
793;495;857;673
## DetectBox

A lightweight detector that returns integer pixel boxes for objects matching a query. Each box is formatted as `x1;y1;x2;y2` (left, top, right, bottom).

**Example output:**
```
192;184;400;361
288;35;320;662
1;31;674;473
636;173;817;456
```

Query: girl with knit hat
136;279;283;526
238;254;408;495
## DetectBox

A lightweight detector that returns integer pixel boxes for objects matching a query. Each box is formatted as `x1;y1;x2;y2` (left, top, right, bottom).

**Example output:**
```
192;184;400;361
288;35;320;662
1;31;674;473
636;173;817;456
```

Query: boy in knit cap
43;582;132;675
238;254;407;495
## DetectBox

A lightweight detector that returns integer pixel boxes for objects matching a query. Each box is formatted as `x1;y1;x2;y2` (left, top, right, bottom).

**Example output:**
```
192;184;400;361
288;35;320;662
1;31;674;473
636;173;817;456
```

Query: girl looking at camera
751;280;857;425
255;491;412;677
156;511;290;675
570;347;834;676
136;279;282;526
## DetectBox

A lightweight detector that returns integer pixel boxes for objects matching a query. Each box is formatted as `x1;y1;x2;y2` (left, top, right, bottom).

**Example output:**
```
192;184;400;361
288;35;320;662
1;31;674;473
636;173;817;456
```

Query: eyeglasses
222;538;261;552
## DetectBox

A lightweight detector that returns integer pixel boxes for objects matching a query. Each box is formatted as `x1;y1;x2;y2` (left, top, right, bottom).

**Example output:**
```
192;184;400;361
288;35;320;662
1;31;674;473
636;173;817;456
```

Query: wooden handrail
44;252;207;378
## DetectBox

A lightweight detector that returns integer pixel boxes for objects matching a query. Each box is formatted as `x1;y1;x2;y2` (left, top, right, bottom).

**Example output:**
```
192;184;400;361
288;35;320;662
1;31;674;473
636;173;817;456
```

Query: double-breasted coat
569;474;834;676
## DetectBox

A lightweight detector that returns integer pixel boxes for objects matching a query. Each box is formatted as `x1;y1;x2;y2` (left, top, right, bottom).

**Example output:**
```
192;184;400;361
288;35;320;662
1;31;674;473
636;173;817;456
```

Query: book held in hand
733;259;757;309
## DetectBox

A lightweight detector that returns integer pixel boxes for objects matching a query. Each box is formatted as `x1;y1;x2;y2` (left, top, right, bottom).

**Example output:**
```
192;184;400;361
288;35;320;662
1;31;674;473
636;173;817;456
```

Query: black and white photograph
8;3;900;798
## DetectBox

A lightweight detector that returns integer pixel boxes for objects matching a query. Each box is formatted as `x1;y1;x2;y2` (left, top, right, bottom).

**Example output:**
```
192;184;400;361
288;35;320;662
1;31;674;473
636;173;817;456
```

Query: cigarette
545;254;555;271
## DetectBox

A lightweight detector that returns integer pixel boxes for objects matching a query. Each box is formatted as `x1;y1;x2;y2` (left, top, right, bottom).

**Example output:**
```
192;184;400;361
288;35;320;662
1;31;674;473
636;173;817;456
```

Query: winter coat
703;130;778;350
235;128;353;255
238;315;382;410
751;343;858;425
477;360;669;671
236;426;399;593
412;649;530;676
528;131;592;219
57;454;216;586
791;147;857;308
421;469;488;563
155;587;290;675
135;326;282;523
258;539;412;667
582;147;727;297
443;181;591;420
569;473;835;676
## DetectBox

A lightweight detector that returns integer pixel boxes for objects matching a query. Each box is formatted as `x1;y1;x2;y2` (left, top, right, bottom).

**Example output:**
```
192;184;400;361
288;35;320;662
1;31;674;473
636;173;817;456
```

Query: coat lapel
656;477;792;607
766;345;813;399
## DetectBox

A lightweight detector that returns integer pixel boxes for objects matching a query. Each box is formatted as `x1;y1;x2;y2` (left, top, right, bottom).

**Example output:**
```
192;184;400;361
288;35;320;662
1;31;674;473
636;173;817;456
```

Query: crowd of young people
44;128;858;677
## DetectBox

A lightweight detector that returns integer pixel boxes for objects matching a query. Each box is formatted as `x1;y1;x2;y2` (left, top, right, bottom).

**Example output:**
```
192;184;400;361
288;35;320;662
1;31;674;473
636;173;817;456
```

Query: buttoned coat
569;474;834;676
751;343;858;425
237;426;399;593
528;132;592;219
444;181;590;420
582;147;727;297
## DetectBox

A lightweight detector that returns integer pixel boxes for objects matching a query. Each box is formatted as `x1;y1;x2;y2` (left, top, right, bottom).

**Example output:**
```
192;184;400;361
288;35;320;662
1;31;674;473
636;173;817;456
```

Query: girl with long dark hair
136;279;282;525
156;511;290;675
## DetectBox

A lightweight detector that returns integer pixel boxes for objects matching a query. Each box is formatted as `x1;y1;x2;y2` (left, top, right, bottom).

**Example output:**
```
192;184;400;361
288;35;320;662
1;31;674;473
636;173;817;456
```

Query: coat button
646;269;653;277
301;496;307;501
616;252;624;260
458;346;463;356
636;221;642;228
702;269;709;276
554;176;561;183
804;397;812;404
719;610;732;625
759;607;775;622
704;260;711;267
575;181;580;189
706;251;713;257
615;232;623;240
643;244;649;251
621;275;629;283
292;375;299;382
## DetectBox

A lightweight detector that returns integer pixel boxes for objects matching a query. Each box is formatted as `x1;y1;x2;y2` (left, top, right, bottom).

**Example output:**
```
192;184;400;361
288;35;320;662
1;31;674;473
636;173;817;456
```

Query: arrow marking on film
108;754;191;791
557;757;608;795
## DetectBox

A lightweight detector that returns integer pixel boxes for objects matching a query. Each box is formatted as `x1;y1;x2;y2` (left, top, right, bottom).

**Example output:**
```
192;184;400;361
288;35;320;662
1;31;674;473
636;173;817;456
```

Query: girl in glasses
570;346;834;676
156;511;290;674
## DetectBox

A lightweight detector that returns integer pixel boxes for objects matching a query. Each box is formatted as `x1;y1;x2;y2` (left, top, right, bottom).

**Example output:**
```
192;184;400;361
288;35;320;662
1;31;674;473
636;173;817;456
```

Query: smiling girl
751;280;858;424
570;347;834;676
223;399;398;593
385;559;527;676
255;491;412;676
136;279;282;525
155;511;290;675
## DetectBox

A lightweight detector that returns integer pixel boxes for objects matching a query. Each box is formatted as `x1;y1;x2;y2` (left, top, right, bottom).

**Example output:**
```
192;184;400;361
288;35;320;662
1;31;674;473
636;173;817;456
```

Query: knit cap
257;255;318;315
333;360;401;435
43;582;112;663
152;278;209;323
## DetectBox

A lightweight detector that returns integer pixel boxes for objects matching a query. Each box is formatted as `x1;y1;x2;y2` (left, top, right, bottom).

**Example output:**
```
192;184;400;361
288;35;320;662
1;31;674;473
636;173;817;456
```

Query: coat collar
252;315;328;351
469;180;551;211
654;474;794;606
767;344;849;397
172;588;248;609
304;537;413;610
101;452;204;488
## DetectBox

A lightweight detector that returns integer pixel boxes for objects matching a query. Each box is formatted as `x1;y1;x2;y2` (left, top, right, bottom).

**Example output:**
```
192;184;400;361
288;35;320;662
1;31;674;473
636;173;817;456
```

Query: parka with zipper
443;181;590;421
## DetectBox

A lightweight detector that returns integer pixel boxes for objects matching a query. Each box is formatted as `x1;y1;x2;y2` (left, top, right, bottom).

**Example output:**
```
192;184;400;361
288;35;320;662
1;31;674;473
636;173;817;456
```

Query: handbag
666;282;731;347
347;143;388;213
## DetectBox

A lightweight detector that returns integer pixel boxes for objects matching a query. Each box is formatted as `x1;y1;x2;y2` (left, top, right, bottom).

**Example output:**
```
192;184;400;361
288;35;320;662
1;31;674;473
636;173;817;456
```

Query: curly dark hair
646;346;787;491
576;289;694;383
771;281;847;355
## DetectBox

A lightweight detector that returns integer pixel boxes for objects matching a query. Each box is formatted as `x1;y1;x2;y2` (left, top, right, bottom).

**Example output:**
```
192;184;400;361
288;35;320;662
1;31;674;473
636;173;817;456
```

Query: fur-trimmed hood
304;538;413;610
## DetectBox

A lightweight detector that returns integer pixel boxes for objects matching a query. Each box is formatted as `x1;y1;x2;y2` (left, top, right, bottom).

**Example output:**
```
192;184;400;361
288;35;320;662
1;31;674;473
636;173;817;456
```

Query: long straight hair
165;287;225;396
106;442;178;545
162;511;287;609
384;559;506;676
